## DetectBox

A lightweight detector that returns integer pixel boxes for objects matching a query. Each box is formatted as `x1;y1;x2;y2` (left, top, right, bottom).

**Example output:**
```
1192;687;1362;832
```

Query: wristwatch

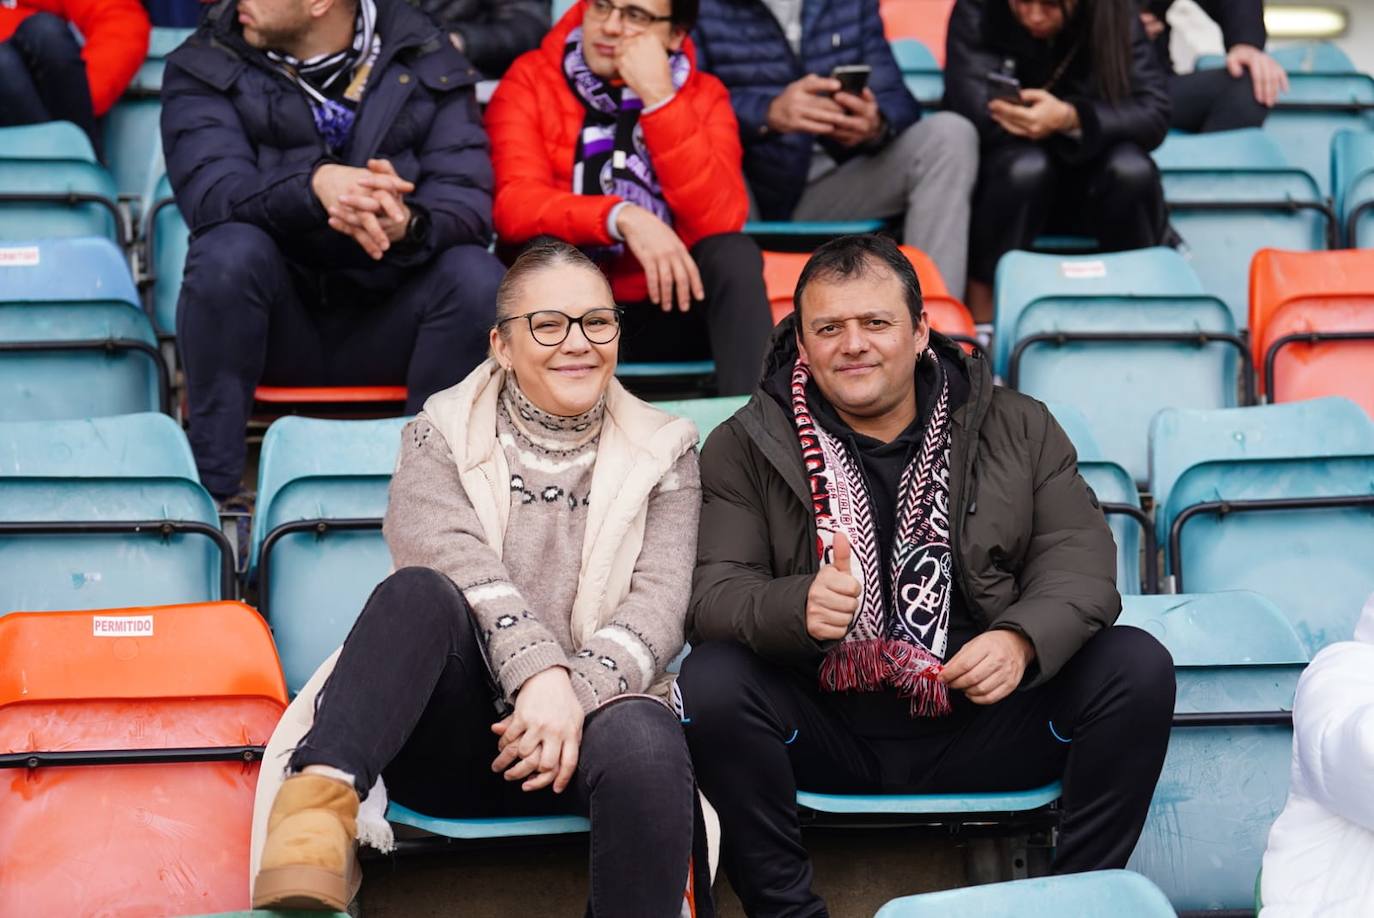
404;208;430;246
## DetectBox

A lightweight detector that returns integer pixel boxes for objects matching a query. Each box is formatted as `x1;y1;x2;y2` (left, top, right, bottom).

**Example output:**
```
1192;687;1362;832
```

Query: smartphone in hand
831;64;872;97
985;71;1025;105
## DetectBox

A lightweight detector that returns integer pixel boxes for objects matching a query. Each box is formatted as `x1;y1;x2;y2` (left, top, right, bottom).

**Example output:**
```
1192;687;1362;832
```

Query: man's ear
913;312;931;354
795;328;811;366
666;26;687;52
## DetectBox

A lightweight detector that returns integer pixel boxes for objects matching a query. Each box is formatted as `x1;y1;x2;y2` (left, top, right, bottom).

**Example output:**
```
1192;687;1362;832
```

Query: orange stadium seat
879;0;954;66
763;247;977;347
254;385;409;405
1250;248;1374;417
0;602;288;917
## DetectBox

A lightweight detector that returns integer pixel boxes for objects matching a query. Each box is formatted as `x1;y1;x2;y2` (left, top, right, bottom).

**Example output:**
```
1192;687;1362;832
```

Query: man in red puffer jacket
0;0;150;158
487;0;772;396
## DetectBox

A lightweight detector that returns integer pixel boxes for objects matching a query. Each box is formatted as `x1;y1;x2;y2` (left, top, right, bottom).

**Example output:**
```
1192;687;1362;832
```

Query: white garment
247;359;699;888
1260;593;1374;917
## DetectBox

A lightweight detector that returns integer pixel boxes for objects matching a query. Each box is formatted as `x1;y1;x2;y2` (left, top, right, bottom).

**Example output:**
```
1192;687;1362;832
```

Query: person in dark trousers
161;0;504;502
691;0;978;299
677;234;1175;917
485;0;773;396
1140;0;1287;133
417;0;548;77
0;0;151;158
944;0;1171;322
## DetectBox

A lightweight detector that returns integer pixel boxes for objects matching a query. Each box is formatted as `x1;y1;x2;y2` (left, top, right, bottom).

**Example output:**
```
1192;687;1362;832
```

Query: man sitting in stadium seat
677;234;1176;916
417;0;549;77
0;0;150;158
1141;0;1287;133
485;0;773;396
689;0;978;299
161;0;504;502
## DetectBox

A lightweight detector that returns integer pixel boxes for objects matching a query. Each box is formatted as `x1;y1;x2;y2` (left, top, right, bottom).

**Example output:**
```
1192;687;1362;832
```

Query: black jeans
618;232;774;397
177;222;502;498
0;12;101;158
968;140;1170;284
290;567;702;918
1169;67;1269;133
677;627;1176;918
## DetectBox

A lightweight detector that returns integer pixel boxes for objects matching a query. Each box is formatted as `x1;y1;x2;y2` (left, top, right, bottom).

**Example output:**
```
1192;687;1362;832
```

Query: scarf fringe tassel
819;639;952;717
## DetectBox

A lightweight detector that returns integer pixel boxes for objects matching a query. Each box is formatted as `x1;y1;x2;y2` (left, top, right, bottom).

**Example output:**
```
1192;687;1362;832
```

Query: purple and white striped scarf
563;27;689;260
792;351;955;717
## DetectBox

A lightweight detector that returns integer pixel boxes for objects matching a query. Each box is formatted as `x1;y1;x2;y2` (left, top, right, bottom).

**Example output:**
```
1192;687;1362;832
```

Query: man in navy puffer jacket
692;0;976;295
161;0;503;502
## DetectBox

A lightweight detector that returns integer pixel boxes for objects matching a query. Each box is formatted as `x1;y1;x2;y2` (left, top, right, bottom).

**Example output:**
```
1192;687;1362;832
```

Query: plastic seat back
1119;592;1307;912
147;176;189;336
254;416;409;693
1333;129;1374;245
653;396;748;446
0;414;227;613
889;38;943;103
0;126;121;241
1249;248;1374;413
0;602;287;917
992;247;1204;377
1009;293;1240;483
1148;397;1374;520
1262;74;1374;199
0;237;161;419
1164;455;1374;655
875;870;1175;917
1194;41;1354;75
878;0;952;64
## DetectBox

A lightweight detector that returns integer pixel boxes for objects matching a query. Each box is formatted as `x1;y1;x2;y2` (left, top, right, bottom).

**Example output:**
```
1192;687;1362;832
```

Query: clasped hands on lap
805;531;1035;706
987;88;1079;141
491;666;585;793
312;159;415;260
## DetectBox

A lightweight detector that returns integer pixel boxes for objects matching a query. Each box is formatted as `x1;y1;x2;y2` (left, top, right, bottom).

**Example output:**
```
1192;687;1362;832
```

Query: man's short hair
793;234;924;327
671;0;699;30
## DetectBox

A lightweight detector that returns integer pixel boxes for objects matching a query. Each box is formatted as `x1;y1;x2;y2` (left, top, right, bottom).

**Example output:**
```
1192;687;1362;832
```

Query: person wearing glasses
944;0;1172;321
251;238;711;916
485;0;773;396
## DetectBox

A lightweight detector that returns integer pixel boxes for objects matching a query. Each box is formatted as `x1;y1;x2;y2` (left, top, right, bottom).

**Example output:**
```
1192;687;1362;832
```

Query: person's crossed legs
0;12;101;156
678;626;1175;917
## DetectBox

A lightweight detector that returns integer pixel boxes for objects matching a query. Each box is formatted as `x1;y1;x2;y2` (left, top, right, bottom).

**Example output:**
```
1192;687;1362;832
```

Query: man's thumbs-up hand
806;530;862;641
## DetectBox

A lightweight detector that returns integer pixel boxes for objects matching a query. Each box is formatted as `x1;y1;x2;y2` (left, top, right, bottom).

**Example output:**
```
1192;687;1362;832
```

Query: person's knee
1002;144;1053;198
582;697;691;792
690;232;762;275
1098;625;1176;719
13;12;80;60
185;223;286;293
371;566;473;638
1101;144;1159;201
0;43;27;87
677;641;767;735
422;244;502;324
900;112;979;182
1218;72;1268;128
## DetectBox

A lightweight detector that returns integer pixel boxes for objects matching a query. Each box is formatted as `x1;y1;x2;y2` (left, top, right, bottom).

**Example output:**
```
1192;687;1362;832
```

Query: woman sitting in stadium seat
944;0;1172;321
249;238;709;917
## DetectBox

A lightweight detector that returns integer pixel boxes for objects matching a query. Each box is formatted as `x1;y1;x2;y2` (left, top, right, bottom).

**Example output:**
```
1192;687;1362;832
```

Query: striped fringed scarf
791;351;955;716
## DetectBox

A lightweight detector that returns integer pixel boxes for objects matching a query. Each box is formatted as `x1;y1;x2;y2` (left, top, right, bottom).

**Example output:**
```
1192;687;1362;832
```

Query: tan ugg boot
252;773;362;911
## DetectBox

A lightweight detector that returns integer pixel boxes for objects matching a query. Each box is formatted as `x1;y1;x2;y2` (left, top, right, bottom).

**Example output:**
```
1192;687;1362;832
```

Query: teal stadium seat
1153;128;1330;327
1266;74;1374;200
0;237;166;420
653;395;748;446
875;870;1175;917
0;413;233;615
1119;592;1307;913
1150;399;1374;655
105;27;192;215
1333;129;1374;246
744;219;888;254
253;415;409;694
891;38;943;105
1194;40;1354;75
995;248;1246;484
145;174;187;336
1044;402;1150;593
0;122;122;243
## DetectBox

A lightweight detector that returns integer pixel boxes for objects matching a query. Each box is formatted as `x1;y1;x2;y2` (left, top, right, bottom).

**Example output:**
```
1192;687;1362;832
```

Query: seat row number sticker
93;615;154;637
0;246;40;267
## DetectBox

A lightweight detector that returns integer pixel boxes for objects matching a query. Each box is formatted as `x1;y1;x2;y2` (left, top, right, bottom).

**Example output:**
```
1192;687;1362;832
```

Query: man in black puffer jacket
161;0;504;502
678;234;1175;917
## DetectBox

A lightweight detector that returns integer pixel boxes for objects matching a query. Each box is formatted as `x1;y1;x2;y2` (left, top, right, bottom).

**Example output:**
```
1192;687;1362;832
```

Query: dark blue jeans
290;567;707;918
0;12;101;158
176;223;502;498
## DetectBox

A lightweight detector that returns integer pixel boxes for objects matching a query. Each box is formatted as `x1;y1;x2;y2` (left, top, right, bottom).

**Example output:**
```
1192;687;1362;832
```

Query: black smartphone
831;64;872;97
986;71;1025;104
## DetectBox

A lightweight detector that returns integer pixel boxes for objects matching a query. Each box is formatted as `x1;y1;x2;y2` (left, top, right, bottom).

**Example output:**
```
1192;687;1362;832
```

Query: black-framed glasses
496;308;624;347
584;0;673;29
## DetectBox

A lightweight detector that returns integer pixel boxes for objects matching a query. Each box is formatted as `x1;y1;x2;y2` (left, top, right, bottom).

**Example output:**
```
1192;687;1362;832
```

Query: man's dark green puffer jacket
688;317;1121;687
